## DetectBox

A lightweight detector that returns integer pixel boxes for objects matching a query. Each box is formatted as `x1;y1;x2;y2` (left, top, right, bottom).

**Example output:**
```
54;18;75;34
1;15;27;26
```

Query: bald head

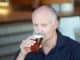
32;5;58;40
32;5;58;22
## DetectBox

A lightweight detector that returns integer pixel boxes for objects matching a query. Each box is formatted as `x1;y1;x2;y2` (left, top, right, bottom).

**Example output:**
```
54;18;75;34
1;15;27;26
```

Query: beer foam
33;34;43;38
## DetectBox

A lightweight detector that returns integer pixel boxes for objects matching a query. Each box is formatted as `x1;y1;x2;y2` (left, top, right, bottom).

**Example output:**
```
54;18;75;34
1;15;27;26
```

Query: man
15;5;80;60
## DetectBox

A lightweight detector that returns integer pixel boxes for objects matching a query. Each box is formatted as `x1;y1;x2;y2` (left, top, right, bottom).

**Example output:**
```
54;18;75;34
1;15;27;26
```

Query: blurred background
0;0;80;60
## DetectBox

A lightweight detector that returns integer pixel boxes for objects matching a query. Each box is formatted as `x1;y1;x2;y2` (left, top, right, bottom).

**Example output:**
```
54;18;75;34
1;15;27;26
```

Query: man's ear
52;20;59;29
55;20;59;29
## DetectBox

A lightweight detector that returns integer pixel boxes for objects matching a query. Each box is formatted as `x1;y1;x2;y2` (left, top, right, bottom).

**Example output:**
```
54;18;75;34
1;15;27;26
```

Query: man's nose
37;26;43;33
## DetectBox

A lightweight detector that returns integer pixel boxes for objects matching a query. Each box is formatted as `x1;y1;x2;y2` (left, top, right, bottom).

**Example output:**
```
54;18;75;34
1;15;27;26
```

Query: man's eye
42;24;47;27
33;24;38;26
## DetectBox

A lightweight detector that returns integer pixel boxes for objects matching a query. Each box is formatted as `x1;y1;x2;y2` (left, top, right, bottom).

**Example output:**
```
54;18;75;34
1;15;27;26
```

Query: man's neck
43;32;57;55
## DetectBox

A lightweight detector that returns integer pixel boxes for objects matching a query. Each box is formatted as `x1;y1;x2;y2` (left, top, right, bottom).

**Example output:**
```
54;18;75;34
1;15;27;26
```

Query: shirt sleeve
13;49;20;60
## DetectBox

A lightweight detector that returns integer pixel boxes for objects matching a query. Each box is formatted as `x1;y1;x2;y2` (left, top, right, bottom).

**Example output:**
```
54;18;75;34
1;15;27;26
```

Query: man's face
32;9;58;43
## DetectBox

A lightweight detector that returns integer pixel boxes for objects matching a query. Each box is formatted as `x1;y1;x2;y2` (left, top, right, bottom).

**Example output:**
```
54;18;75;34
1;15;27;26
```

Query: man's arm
16;52;28;60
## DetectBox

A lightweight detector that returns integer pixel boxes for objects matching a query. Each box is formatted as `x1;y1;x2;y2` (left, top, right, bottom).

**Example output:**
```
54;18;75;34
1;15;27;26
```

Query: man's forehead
32;5;57;22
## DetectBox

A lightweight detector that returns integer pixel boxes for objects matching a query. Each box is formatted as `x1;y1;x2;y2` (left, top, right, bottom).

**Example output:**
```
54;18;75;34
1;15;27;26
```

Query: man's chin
41;39;48;46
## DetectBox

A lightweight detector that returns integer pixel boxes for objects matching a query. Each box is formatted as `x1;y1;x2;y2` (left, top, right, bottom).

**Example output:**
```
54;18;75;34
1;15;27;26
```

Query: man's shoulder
63;36;80;59
63;35;80;50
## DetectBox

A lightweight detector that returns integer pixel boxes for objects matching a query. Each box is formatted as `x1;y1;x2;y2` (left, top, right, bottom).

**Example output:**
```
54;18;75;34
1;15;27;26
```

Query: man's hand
16;36;36;60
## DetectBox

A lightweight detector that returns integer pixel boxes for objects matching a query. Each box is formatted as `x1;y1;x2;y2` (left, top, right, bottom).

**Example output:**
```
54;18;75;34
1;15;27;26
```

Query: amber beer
31;34;44;53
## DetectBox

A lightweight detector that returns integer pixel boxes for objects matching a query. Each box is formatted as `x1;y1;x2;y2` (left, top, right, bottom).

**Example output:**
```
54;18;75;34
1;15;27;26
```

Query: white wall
59;16;80;40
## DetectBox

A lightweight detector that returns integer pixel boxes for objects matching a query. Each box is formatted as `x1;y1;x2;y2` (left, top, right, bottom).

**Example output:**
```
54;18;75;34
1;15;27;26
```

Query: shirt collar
38;30;65;55
56;30;65;49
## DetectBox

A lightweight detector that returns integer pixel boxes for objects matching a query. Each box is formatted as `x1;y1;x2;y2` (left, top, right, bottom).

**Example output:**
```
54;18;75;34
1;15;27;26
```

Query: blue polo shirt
14;31;80;60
